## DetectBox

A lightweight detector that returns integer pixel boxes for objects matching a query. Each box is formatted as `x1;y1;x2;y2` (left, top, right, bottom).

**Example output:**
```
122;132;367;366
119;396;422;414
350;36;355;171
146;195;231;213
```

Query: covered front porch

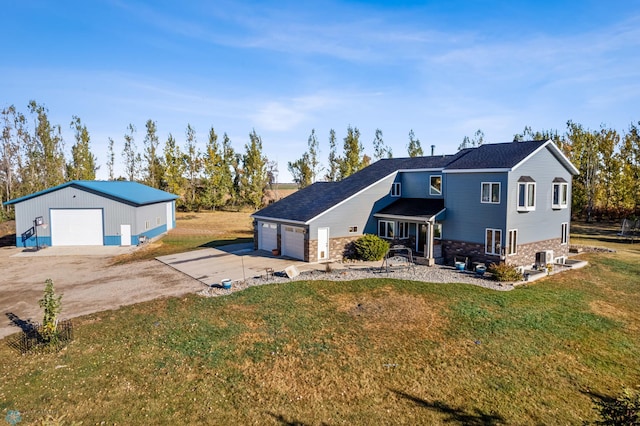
374;198;446;266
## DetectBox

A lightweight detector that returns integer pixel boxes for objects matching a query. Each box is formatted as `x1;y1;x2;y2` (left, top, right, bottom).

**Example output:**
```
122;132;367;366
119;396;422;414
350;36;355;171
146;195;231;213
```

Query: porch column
425;220;435;266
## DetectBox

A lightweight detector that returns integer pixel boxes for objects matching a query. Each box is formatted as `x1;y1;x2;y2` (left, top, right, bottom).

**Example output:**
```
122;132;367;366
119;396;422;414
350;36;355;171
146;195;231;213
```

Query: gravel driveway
0;246;202;339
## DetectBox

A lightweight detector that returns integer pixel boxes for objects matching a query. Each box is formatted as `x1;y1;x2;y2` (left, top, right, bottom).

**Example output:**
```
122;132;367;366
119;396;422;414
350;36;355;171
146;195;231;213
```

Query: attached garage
282;226;305;260
258;222;277;252
4;180;178;248
51;209;104;246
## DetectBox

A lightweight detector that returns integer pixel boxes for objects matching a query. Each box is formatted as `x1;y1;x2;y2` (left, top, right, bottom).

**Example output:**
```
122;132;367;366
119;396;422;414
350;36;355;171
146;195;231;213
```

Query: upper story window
481;182;500;204
430;175;442;195
391;182;401;197
517;177;536;211
552;178;568;209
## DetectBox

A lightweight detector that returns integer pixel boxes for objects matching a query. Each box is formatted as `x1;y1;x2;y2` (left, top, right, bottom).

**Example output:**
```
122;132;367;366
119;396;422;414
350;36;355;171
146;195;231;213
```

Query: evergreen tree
288;153;312;189
122;124;141;181
339;125;364;179
0;105;26;218
407;129;423;157
240;129;268;209
24;101;66;192
106;137;115;181
201;126;224;210
163;133;186;208
373;128;392;160
307;129;321;182
620;122;640;213
325;129;339;182
67;116;97;181
183;124;201;210
143;119;164;188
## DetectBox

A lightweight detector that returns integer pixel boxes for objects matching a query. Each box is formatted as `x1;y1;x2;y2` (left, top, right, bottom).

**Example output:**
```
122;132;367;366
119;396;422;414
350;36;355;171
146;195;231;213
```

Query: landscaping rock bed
198;263;516;297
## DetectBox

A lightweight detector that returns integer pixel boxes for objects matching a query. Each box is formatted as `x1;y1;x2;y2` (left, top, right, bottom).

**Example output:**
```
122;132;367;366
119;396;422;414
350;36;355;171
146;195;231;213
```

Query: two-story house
251;140;578;270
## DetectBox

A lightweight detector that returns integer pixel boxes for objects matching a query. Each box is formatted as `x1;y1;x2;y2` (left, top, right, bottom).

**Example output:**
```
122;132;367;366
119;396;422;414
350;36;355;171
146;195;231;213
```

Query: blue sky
2;1;639;182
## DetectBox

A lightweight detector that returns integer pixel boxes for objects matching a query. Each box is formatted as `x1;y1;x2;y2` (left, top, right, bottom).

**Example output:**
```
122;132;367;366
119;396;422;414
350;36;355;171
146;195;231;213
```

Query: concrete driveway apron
156;243;308;287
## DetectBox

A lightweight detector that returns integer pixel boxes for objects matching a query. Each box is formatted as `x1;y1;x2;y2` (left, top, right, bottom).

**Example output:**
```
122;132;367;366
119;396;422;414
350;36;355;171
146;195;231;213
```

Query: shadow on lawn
267;412;329;426
391;389;506;425
199;237;253;249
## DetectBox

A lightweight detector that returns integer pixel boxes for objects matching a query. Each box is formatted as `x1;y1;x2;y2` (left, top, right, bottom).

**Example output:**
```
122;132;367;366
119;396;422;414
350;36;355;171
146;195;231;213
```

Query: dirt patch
589;300;637;331
331;286;446;338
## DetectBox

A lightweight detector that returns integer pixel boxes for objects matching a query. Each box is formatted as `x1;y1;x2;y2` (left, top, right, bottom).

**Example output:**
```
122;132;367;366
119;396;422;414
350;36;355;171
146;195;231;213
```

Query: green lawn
1;250;639;424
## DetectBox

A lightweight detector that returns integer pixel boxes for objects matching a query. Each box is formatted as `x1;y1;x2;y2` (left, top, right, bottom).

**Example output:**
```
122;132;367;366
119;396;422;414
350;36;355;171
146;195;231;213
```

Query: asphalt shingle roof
445;140;547;170
253;140;573;223
253;154;461;223
375;198;445;219
3;180;178;206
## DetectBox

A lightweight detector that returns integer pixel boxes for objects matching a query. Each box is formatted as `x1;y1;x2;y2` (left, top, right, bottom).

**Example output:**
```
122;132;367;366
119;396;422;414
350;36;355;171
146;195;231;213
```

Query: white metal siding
282;226;305;260
51;209;103;246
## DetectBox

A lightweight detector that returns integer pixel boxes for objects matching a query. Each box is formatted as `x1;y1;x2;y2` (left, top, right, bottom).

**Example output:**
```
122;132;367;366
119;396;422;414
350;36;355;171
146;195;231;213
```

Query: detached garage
3;180;178;247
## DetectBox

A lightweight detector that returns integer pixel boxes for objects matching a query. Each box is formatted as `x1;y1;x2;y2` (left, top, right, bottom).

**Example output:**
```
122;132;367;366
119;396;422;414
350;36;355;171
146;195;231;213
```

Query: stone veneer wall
442;240;499;267
308;235;361;262
504;238;569;268
442;238;569;269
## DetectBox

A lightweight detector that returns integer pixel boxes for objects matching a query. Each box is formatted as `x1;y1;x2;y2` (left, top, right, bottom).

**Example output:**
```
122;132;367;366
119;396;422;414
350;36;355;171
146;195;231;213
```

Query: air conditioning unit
536;250;554;267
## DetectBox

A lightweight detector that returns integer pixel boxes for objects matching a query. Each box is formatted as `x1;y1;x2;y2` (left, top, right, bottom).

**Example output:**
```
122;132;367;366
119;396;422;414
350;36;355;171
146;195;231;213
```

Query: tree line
1;101;639;222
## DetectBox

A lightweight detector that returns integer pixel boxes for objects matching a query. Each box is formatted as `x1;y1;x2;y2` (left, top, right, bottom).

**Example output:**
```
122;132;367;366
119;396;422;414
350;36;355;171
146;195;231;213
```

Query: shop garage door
282;226;305;260
51;209;104;246
258;222;277;251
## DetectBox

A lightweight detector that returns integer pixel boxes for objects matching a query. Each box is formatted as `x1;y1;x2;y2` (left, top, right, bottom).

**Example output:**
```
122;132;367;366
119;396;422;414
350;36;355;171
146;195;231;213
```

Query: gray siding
506;145;573;243
11;186;174;246
308;173;398;239
443;172;508;243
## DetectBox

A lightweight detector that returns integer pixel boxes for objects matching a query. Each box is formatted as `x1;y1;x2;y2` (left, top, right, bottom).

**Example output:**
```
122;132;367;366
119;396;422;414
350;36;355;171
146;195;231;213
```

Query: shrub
38;278;62;344
488;263;522;282
353;234;390;261
592;387;640;425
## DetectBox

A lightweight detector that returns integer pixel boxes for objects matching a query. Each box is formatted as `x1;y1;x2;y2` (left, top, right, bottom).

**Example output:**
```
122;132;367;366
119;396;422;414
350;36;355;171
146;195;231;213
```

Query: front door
418;223;427;254
318;227;329;261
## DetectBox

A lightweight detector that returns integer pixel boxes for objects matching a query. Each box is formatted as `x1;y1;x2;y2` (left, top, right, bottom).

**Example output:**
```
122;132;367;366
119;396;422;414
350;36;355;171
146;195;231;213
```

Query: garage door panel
258;222;277;251
51;209;104;246
282;226;305;260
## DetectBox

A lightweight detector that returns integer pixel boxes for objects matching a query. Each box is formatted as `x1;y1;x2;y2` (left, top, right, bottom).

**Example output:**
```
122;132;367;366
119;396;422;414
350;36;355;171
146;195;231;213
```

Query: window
379;220;395;238
391;182;401;197
485;228;502;255
430;175;442;195
507;229;518;255
145;220;151;230
517;179;536;211
398;222;410;239
433;223;442;239
561;222;569;245
481;182;500;203
552;181;568;209
348;226;358;233
156;216;161;225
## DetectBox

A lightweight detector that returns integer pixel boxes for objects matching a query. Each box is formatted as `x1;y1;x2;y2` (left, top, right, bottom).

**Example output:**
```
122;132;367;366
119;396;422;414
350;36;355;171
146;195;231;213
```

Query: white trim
507;228;518;255
443;168;511;174
485;228;502;255
481;182;501;204
251;215;307;226
391;182;401;197
552;182;569;209
512;140;579;175
374;208;445;223
429;175;442;195
561;222;569;245
517;182;536;211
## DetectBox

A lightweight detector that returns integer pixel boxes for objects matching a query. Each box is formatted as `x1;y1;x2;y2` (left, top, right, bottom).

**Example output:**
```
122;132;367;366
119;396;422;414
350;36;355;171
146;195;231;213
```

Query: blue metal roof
3;180;178;207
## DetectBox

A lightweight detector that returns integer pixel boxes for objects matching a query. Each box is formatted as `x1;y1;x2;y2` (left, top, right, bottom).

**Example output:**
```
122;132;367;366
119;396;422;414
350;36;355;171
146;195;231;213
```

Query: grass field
1;214;639;424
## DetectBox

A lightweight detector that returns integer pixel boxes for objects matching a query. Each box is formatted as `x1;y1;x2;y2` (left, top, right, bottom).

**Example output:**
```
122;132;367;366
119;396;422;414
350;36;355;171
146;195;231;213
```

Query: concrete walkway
156;243;314;287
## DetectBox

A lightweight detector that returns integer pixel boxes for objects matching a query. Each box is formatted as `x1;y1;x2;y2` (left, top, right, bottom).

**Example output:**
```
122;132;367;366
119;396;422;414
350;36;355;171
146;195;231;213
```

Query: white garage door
51;209;104;246
258;222;277;251
282;226;305;260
